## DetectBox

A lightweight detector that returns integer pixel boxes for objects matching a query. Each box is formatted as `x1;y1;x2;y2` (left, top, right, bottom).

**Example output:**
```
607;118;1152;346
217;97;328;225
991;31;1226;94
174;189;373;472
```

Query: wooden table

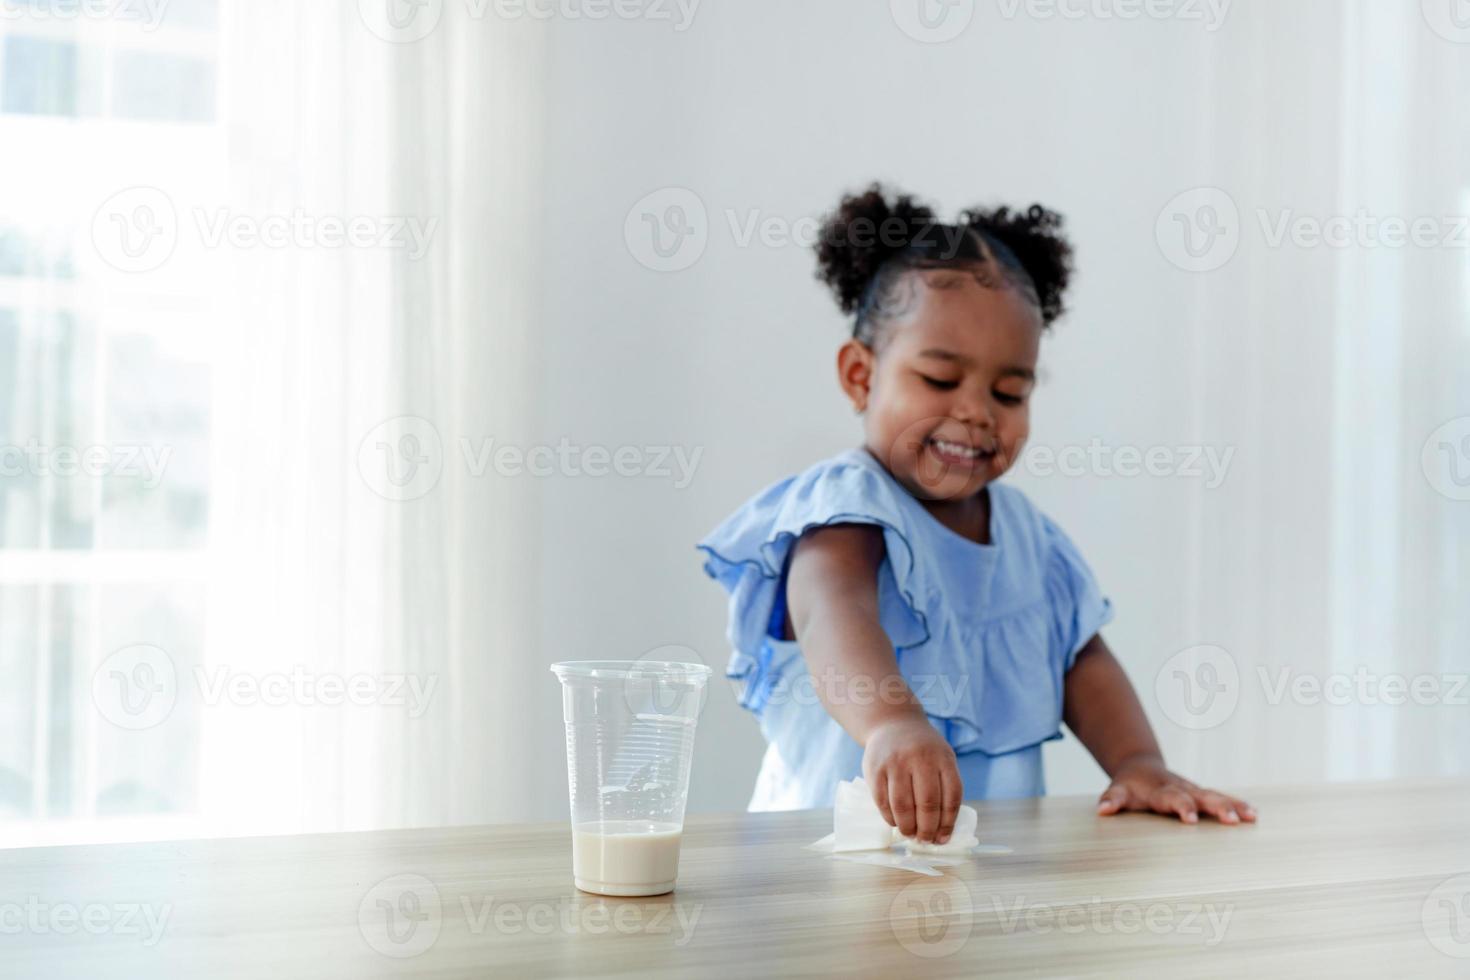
5;778;1469;978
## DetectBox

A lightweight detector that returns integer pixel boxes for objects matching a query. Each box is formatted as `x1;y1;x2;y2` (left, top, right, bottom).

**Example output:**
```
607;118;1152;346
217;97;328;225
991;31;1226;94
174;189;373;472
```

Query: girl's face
839;269;1043;503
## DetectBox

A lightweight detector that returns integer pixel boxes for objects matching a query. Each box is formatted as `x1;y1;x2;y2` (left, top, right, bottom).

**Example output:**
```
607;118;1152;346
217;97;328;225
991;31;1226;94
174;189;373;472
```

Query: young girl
697;184;1256;845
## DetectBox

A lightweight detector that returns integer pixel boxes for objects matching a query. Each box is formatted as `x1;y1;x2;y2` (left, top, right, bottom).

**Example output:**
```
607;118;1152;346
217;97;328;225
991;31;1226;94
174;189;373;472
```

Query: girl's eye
994;391;1026;406
919;374;959;391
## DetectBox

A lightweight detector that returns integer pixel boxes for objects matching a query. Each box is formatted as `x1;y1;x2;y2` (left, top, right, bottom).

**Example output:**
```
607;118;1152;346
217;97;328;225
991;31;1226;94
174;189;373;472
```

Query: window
0;1;219;833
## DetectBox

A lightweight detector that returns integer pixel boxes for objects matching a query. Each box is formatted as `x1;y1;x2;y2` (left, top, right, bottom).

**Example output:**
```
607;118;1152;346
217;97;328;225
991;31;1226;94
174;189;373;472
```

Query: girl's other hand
862;715;962;843
1097;758;1257;825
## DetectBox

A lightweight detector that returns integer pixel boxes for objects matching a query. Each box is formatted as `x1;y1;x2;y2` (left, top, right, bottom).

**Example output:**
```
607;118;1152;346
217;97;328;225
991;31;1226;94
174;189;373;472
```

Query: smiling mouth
925;437;997;466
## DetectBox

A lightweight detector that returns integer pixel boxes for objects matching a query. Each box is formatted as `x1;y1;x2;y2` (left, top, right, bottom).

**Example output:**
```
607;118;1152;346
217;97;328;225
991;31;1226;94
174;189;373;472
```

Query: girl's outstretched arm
1063;634;1257;825
786;523;963;844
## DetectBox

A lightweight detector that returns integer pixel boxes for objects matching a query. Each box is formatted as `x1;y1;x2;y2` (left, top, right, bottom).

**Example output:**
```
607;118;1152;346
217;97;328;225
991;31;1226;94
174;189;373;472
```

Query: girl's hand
1097;758;1257;825
862;715;962;843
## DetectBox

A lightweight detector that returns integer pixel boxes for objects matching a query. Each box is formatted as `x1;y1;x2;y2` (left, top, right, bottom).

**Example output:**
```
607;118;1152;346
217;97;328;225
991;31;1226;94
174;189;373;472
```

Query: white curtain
1164;1;1470;787
199;2;546;834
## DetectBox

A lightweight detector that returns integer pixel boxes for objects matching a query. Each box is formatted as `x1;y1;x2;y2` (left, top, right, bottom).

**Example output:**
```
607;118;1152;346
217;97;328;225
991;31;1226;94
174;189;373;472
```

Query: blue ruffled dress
696;447;1114;811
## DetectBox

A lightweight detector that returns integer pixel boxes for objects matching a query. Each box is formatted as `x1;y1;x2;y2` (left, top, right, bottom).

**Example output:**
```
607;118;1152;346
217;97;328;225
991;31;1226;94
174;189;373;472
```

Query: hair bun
958;203;1073;325
814;183;936;314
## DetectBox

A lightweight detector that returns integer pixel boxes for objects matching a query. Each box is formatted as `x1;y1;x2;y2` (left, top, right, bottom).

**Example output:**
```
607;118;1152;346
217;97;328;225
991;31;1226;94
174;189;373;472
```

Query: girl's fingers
1097;771;1257;827
912;767;943;843
1195;790;1240;825
1097;782;1131;815
1153;785;1198;824
889;771;918;839
871;770;895;828
938;765;963;844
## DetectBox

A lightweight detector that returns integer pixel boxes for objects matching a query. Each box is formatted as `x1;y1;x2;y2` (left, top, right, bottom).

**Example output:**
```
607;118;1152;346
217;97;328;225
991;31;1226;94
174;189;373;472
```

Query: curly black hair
814;182;1073;347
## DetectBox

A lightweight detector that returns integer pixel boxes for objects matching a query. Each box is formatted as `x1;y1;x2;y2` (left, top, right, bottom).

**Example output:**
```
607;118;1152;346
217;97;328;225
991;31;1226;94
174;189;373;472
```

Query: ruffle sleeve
696;455;932;714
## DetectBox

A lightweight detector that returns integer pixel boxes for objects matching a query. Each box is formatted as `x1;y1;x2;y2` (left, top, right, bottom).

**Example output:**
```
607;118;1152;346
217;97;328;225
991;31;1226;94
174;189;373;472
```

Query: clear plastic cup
551;660;710;896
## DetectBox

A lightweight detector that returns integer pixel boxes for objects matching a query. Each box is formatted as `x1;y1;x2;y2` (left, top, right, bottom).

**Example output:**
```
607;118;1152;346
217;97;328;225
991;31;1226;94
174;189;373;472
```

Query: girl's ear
836;339;875;414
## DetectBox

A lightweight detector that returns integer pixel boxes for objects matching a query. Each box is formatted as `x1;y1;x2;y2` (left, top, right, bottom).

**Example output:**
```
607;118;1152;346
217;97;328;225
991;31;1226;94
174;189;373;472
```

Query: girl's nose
952;392;994;429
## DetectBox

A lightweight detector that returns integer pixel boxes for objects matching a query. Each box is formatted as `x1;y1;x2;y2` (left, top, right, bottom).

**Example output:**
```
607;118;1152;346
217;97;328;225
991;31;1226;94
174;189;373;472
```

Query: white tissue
806;778;1012;876
831;777;898;851
829;777;982;854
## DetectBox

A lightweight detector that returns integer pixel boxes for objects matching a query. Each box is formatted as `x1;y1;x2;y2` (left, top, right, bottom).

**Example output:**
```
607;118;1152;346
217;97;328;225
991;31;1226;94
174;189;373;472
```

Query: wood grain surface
4;778;1469;978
